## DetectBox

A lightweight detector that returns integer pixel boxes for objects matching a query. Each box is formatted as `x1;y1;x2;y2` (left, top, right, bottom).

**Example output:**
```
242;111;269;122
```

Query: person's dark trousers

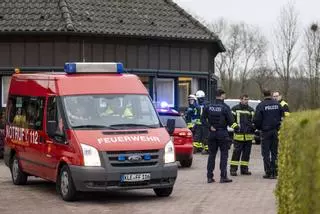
240;140;252;173
230;140;252;173
207;130;229;179
261;129;279;176
193;124;203;151
230;141;252;173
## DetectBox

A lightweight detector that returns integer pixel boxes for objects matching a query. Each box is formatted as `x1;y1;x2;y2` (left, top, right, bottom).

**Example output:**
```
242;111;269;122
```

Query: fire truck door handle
45;140;53;158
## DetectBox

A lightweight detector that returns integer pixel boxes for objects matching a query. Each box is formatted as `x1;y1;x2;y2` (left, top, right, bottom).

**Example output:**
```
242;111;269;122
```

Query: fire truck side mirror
166;119;175;136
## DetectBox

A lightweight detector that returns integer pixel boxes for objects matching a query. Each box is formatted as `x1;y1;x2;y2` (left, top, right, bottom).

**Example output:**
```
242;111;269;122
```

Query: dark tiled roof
0;0;219;42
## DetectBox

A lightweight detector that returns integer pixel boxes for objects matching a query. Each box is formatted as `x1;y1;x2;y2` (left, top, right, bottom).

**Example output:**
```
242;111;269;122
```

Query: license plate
120;173;151;182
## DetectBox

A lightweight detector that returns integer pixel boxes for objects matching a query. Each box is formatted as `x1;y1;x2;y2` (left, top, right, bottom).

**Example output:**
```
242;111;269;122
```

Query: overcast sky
173;0;320;35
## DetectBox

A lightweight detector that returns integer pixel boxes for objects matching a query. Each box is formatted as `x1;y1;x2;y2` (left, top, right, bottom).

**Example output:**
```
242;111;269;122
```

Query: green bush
276;110;320;214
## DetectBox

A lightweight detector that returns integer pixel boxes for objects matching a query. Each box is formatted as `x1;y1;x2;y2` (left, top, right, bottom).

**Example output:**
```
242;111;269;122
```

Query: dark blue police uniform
254;98;284;178
202;99;235;183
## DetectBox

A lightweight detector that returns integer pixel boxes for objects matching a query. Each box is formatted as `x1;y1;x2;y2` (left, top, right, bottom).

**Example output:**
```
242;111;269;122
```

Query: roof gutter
0;67;210;78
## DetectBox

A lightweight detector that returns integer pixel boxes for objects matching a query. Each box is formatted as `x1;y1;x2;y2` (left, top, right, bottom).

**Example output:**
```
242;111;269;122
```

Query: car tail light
173;131;193;145
177;131;192;137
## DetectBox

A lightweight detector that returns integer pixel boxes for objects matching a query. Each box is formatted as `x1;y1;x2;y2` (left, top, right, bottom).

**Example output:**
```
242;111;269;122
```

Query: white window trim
153;78;175;107
2;76;11;107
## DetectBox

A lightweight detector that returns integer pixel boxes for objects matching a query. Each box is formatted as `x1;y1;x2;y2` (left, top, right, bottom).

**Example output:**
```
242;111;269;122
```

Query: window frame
7;95;45;131
61;94;162;129
178;77;192;109
46;96;67;143
153;78;175;107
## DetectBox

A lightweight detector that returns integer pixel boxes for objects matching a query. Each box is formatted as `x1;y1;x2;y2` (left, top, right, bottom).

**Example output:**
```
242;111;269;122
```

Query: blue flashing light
118;154;126;161
160;101;169;109
117;63;124;73
144;154;151;160
64;63;77;74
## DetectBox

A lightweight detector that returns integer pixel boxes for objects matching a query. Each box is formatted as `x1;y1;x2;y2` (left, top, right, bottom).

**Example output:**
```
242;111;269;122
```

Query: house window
2;76;11;107
153;78;174;107
178;77;192;108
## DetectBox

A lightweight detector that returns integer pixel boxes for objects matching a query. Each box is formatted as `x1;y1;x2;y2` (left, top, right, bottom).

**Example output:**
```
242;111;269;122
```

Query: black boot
230;170;238;176
201;149;209;155
263;173;272;179
270;171;277;179
241;169;252;175
220;177;233;183
230;166;238;176
240;166;252;175
201;145;209;155
207;178;215;183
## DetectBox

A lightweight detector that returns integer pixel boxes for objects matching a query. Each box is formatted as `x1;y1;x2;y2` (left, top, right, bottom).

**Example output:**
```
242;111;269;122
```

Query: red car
157;106;193;167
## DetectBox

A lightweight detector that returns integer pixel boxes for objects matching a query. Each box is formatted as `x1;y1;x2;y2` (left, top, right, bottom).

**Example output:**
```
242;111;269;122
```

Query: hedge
276;110;320;214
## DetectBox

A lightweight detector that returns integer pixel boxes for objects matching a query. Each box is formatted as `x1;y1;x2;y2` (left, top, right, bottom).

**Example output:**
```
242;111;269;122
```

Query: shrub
276;110;320;214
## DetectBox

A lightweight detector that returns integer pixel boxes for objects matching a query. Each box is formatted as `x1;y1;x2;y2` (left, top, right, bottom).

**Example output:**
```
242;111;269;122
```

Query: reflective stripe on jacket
280;100;290;117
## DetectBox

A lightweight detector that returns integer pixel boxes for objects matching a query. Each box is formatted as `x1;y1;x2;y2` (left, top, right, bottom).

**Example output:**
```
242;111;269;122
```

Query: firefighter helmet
188;94;197;101
195;90;205;98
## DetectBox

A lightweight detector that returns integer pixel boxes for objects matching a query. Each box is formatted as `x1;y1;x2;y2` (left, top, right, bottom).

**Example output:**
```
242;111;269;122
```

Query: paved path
0;145;276;214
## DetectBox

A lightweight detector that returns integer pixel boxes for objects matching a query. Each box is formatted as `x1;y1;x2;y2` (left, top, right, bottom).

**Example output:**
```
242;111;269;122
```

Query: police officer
195;90;210;154
254;89;284;179
229;94;255;176
272;91;290;117
184;94;201;151
202;89;236;183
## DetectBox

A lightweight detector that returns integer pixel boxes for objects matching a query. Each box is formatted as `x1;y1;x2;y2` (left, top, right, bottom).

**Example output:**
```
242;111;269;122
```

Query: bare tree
272;1;300;99
303;23;320;109
208;18;230;91
209;18;242;93
252;66;274;94
239;24;268;94
210;19;267;95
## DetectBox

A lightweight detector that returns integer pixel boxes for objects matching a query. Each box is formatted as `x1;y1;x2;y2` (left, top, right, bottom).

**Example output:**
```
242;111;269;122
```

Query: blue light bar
64;62;124;74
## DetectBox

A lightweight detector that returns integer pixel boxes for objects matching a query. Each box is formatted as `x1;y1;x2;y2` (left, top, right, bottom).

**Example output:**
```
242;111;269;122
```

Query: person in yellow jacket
103;98;134;119
13;108;27;128
230;94;255;176
272;91;290;117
